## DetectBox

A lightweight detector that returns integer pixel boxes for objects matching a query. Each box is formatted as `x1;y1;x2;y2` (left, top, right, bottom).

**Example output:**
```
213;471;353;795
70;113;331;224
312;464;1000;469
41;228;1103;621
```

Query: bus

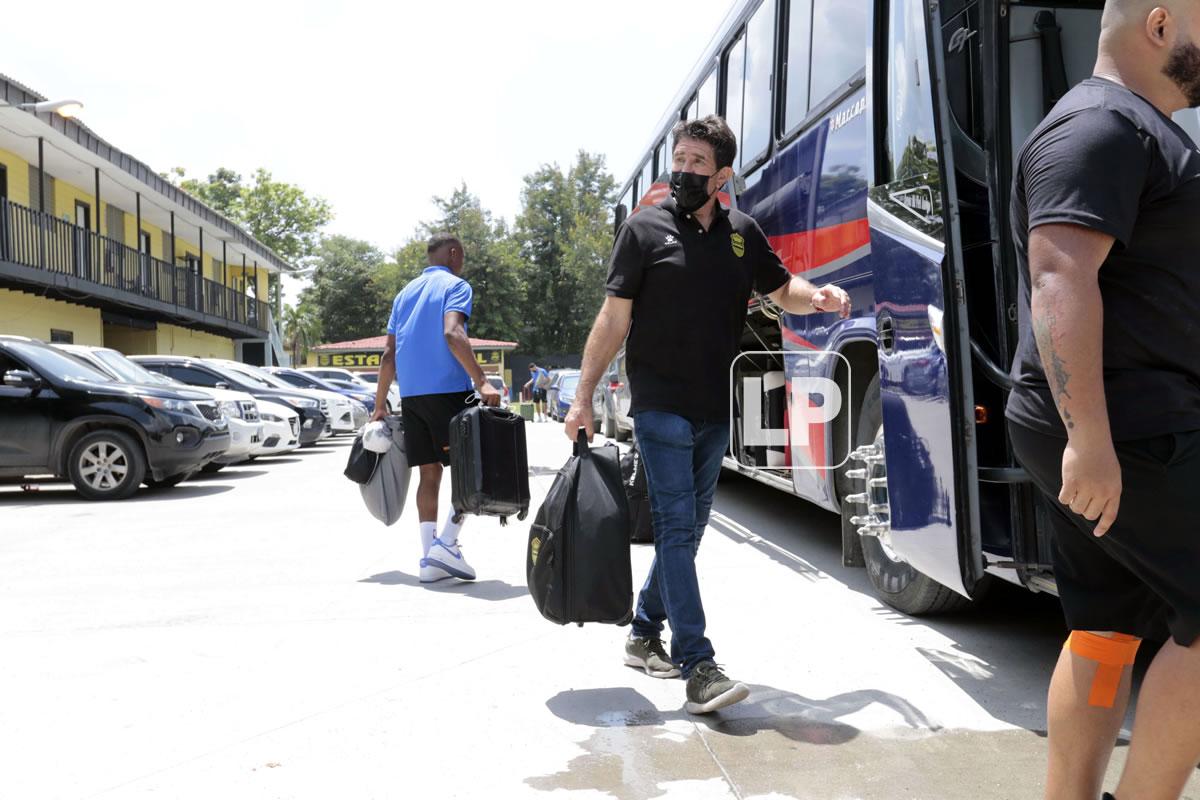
614;0;1200;615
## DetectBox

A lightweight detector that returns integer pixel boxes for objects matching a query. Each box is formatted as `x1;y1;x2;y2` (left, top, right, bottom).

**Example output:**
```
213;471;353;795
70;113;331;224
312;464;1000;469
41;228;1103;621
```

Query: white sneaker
420;539;476;582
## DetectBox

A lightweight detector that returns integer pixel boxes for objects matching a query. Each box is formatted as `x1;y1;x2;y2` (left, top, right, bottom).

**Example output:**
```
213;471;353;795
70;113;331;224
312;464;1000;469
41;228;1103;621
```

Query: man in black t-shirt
563;115;849;715
1006;3;1200;798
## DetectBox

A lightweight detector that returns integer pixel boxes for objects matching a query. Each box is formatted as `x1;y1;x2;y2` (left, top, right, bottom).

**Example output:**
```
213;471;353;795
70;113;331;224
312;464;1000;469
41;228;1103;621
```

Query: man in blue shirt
522;363;551;422
371;233;501;583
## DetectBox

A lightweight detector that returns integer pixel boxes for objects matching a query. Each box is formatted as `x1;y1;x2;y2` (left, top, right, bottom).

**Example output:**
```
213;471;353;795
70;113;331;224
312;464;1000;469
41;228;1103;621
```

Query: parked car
333;369;400;412
544;369;576;421
0;337;230;499
53;344;264;472
215;360;361;435
131;355;328;447
269;367;375;417
252;399;302;457
485;375;510;409
552;372;582;422
600;350;633;442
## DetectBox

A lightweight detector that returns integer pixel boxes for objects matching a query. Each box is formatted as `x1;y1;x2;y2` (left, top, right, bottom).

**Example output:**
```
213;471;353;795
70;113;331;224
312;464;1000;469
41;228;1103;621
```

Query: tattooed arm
1028;223;1121;535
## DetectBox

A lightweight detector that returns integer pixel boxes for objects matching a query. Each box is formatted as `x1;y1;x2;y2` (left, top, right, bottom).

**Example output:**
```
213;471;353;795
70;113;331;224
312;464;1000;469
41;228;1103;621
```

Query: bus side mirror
613;204;628;240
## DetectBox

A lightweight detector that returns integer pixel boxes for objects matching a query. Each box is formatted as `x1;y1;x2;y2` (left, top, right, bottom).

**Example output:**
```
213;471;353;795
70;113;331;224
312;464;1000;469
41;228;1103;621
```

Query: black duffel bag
527;430;632;626
620;445;654;544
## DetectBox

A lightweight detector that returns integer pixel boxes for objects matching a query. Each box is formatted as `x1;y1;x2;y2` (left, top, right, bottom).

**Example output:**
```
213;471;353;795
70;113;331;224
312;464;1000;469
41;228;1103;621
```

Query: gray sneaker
685;661;750;714
624;636;680;679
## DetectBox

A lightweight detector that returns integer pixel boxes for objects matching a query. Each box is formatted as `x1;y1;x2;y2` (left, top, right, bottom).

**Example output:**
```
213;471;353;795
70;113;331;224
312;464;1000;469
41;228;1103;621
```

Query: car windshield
10;342;115;384
360;374;378;384
487;377;504;389
561;375;580;392
93;349;162;384
206;362;272;389
221;363;291;389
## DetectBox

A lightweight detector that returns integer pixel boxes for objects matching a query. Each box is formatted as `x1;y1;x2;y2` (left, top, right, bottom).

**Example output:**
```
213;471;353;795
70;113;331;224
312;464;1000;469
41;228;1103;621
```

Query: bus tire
856;375;971;616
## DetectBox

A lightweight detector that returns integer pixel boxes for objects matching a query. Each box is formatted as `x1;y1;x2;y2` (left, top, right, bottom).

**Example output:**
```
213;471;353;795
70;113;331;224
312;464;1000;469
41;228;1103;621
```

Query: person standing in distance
372;232;501;583
522;363;552;422
564;115;850;714
1006;3;1200;799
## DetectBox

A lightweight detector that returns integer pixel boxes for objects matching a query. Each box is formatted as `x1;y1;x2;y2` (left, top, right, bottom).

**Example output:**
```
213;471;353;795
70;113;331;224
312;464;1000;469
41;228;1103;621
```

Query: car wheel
854;375;970;616
144;470;195;490
68;430;146;501
200;462;225;474
616;421;632;442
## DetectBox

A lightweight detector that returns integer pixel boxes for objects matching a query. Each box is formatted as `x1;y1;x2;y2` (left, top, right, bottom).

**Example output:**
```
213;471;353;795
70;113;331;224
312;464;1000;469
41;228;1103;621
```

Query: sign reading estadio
316;352;382;368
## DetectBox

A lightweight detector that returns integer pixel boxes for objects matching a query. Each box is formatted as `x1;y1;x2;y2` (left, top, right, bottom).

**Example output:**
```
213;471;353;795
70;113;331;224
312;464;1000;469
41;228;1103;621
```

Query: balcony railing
0;197;268;334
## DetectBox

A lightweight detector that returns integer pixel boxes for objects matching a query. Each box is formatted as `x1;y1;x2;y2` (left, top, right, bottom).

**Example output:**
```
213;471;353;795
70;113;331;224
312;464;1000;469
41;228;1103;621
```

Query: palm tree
282;303;322;367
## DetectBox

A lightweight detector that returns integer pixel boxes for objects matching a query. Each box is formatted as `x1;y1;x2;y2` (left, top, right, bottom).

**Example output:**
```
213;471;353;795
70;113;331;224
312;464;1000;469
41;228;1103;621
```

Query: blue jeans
629;411;729;678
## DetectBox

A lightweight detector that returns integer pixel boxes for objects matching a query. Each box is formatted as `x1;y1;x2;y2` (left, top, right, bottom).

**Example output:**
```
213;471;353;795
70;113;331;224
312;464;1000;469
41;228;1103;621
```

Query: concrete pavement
1;423;1197;799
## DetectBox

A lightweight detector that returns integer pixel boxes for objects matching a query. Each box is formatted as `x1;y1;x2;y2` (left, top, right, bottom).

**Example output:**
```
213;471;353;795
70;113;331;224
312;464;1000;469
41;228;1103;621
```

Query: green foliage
516;151;616;352
300;235;390;344
282;302;323;366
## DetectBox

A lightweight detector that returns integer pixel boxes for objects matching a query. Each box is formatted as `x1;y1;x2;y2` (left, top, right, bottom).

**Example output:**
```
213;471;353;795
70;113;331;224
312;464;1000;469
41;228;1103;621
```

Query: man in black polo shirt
1006;3;1200;798
564;115;849;714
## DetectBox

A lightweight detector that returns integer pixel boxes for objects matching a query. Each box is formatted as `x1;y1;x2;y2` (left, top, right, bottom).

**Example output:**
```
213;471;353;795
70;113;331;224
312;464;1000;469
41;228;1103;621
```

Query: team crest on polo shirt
731;232;745;257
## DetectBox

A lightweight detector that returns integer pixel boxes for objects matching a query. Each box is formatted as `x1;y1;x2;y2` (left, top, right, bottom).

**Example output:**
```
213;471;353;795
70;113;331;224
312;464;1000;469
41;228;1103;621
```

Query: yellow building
0;74;292;362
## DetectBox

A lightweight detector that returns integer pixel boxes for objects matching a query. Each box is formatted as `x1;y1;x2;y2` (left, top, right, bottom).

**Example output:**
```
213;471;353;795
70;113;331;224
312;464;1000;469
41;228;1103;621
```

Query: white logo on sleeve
664;234;678;246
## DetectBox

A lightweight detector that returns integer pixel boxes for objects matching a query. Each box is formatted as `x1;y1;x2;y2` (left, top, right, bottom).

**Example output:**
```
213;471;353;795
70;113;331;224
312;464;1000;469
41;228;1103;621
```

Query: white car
308;367;400;413
252;399;301;456
54;344;265;466
210;359;356;436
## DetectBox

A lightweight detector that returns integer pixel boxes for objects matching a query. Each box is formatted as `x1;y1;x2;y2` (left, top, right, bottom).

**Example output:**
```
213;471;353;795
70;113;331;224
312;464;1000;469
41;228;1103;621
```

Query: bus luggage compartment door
858;0;983;600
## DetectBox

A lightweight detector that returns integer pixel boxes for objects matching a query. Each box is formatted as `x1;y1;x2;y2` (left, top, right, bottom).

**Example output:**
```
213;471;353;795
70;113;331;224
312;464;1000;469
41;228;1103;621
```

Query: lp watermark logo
729;350;853;472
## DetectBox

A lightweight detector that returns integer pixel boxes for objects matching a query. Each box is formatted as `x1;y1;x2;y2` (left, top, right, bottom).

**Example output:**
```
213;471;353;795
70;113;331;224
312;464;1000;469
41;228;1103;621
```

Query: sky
3;0;734;259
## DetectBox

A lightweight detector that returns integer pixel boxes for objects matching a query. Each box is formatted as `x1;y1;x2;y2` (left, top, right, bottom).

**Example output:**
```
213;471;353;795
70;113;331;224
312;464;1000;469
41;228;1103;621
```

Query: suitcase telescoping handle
573;427;591;458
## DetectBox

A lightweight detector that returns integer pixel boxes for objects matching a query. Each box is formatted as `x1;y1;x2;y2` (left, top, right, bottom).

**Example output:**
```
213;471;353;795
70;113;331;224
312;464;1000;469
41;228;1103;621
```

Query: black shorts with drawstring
401;391;473;466
1009;421;1200;645
533;388;547;402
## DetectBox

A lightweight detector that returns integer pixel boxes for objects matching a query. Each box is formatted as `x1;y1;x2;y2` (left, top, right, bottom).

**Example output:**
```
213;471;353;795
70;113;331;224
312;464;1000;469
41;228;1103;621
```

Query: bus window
810;0;867;106
882;0;941;237
741;0;776;167
632;176;641;206
686;96;699;120
724;34;747;155
783;0;814;132
697;69;718;119
654;140;666;179
641;159;654;196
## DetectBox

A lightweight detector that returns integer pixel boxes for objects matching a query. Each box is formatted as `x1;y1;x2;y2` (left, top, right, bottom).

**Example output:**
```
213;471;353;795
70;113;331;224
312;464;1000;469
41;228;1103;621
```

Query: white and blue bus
615;0;1200;615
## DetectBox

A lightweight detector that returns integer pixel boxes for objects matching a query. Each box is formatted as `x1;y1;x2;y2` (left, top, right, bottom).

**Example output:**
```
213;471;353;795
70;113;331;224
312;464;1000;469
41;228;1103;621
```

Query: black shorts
533;388;547;402
401;391;473;467
1009;421;1200;645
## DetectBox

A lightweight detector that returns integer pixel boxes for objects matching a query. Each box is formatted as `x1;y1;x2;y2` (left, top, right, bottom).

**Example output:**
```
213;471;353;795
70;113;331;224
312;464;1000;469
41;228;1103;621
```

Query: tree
300;235;389;344
516;151;616;353
282;302;322;366
176;167;333;319
377;184;527;345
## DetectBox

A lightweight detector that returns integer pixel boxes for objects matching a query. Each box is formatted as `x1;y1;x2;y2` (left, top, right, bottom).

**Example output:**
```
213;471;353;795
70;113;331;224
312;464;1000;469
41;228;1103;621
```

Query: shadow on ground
358;570;527;601
0;483;235;507
190;469;269;481
706;471;1154;734
529;684;940;799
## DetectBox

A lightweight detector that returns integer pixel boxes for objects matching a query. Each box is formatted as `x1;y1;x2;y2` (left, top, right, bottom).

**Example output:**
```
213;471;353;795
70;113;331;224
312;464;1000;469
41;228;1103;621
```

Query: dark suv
0;337;231;500
131;355;328;446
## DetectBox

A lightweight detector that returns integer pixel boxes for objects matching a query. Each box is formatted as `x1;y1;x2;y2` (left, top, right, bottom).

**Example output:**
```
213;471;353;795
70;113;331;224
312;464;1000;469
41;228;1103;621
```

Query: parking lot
2;423;1199;800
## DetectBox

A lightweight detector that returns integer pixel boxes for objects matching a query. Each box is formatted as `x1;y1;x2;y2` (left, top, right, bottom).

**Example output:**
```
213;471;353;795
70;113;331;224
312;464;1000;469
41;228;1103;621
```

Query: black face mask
670;171;716;214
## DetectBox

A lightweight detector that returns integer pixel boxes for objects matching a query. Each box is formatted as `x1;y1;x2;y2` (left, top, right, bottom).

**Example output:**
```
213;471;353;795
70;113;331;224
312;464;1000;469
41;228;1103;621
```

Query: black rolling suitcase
620;445;654;544
527;431;633;626
449;404;530;524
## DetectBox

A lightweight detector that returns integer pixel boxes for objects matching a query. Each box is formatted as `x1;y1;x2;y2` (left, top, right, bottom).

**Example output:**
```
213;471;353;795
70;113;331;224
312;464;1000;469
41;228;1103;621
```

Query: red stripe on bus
768;219;870;275
781;328;819;350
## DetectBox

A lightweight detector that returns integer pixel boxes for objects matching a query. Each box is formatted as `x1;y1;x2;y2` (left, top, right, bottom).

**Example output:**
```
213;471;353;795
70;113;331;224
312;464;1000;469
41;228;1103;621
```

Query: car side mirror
3;369;43;392
215;382;231;390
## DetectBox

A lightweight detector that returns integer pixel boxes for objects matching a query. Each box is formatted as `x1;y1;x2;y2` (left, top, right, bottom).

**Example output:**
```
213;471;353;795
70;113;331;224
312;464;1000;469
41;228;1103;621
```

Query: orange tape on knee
1065;631;1142;708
